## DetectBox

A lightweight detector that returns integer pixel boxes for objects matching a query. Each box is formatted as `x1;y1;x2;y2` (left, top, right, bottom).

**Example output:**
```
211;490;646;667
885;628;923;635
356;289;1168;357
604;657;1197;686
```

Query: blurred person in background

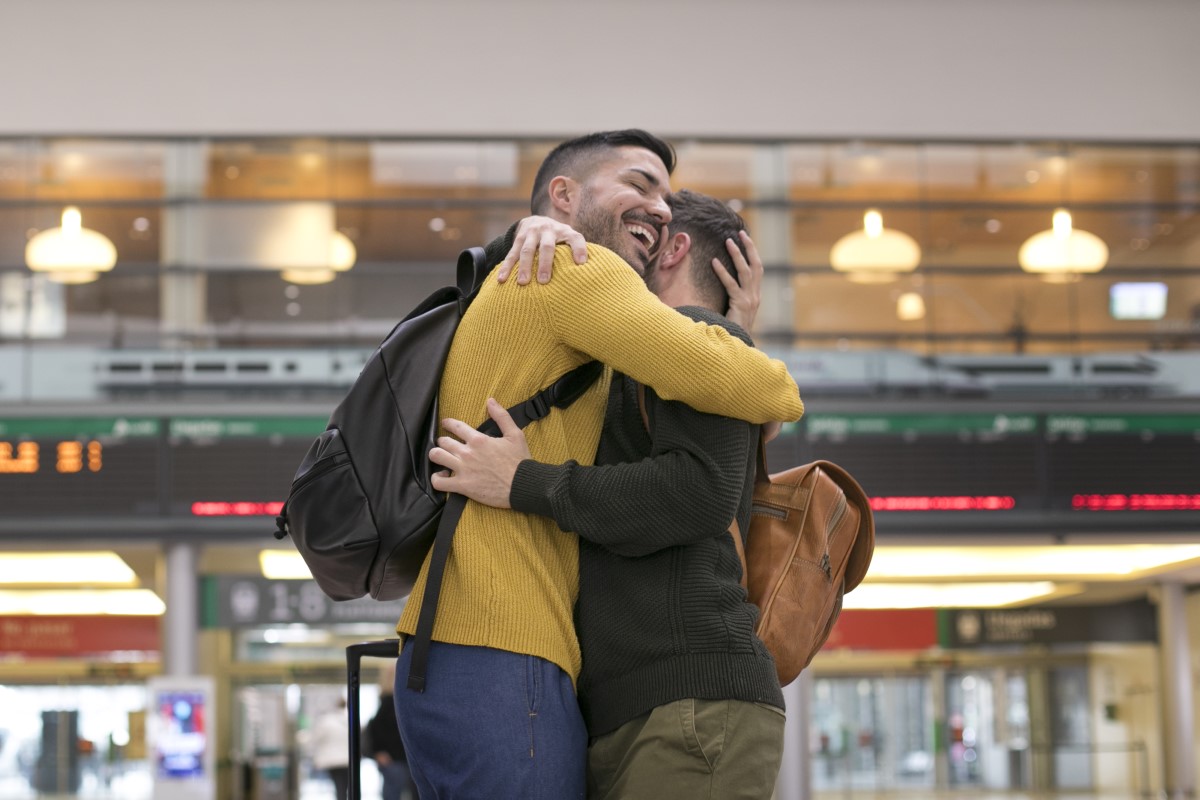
307;696;350;800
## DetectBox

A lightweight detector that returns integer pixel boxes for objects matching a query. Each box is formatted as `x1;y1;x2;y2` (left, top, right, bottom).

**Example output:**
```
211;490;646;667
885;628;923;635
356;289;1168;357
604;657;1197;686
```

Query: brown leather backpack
635;386;875;687
730;452;875;686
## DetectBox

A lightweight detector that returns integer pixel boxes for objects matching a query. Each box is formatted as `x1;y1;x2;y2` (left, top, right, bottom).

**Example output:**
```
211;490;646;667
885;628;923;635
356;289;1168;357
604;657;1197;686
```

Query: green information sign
806;413;1038;437
1045;414;1200;436
169;417;327;439
0;417;160;438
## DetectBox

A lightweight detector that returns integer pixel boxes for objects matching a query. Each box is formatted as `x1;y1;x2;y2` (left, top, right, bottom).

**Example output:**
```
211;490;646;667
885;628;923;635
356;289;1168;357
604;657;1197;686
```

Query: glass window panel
0;135;1195;356
206;138;338;199
1066;145;1200;205
670;142;758;201
826;143;922;201
0;140;36;200
32;139;166;201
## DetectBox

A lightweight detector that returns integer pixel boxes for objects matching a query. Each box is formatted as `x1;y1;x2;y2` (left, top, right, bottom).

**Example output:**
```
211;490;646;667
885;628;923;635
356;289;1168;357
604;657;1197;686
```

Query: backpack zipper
751;502;788;520
274;452;352;538
820;492;849;581
289;451;351;495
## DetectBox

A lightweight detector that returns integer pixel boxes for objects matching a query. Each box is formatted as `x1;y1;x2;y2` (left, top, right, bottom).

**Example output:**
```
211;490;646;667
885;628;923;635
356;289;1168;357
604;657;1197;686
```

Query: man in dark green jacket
430;190;788;799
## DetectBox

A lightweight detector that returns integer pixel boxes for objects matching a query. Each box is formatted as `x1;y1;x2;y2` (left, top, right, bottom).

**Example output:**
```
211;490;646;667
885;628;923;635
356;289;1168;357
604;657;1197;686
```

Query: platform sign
147;676;215;800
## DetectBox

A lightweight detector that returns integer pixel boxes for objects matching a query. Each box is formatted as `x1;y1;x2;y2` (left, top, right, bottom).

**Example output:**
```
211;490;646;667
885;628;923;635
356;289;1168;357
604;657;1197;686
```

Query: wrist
509;459;560;518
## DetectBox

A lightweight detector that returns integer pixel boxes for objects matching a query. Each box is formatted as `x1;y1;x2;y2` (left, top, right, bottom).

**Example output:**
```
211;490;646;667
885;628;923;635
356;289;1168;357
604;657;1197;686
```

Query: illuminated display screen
0;413;1196;522
166;418;323;514
0;416;323;518
0;418;163;516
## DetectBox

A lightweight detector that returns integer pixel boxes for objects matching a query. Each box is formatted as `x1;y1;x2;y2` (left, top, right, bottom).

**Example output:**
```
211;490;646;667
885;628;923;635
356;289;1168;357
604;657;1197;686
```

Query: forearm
510;400;752;557
545;245;803;424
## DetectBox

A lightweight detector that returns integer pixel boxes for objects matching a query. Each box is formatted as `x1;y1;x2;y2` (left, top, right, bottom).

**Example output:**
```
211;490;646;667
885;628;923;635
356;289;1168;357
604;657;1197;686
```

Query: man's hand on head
429;399;533;508
498;216;588;285
715;230;762;333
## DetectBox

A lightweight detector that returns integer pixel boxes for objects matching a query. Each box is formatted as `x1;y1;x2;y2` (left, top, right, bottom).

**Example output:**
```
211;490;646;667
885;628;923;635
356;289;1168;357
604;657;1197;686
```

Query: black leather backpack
274;246;599;689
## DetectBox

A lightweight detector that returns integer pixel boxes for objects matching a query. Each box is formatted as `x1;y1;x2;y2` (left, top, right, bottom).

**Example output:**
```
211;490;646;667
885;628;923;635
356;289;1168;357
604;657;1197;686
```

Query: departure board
1;412;1197;524
790;413;1043;510
166;417;325;516
0;417;163;516
0;416;325;519
1044;415;1200;510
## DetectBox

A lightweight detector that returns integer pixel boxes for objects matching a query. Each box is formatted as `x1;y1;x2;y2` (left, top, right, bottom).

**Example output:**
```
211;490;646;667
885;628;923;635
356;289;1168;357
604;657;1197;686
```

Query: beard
573;193;646;273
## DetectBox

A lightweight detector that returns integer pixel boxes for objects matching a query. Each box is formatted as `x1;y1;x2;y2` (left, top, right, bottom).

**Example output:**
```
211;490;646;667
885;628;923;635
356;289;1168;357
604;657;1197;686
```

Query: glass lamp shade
896;291;926;321
830;210;921;282
330;231;356;272
280;230;356;284
24;207;117;285
1018;209;1108;278
280;268;337;285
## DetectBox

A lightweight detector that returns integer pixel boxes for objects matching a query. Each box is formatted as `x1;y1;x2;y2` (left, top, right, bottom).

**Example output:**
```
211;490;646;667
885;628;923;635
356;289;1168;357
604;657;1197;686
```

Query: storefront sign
822;609;939;651
940;601;1157;648
203;575;404;627
0;615;159;657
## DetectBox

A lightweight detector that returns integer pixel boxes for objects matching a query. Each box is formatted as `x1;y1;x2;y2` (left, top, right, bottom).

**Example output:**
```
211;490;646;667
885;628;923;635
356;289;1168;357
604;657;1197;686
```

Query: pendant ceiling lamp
896;291;926;321
24;207;117;285
1018;209;1108;284
280;230;357;285
829;209;921;284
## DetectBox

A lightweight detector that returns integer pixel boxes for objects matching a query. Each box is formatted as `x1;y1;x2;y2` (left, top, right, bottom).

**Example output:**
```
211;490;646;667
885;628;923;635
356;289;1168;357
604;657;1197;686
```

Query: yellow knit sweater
396;243;804;681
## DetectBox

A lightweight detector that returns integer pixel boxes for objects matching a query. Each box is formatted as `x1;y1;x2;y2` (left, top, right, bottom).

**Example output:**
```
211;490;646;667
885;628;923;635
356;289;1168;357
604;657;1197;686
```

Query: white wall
1089;644;1164;797
3;0;1199;140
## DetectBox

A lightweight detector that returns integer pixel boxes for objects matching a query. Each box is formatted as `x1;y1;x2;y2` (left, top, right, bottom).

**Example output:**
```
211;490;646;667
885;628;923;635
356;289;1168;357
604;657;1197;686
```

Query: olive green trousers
587;698;785;800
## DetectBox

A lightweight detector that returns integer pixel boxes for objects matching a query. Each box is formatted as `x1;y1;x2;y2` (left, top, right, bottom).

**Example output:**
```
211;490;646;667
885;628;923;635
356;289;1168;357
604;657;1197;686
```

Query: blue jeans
393;639;586;800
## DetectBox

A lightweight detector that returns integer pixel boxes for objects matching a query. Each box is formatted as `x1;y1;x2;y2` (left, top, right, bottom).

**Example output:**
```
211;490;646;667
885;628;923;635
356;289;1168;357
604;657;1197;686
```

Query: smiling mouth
625;221;658;253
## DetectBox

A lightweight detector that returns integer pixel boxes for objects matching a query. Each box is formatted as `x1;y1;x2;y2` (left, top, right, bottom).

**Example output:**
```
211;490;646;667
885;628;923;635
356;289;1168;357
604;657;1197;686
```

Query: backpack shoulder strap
456;246;490;297
406;359;603;692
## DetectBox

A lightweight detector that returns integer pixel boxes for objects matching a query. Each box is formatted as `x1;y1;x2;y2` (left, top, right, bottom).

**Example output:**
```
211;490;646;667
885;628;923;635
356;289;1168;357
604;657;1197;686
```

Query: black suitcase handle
346;639;401;800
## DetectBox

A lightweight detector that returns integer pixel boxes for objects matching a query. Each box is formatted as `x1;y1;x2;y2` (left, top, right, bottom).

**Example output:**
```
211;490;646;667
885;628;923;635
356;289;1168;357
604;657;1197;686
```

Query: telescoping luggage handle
346;639;401;800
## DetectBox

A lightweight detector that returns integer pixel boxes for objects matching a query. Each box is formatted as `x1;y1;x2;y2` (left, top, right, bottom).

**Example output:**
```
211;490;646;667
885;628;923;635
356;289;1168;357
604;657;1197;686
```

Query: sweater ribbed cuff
510;459;563;519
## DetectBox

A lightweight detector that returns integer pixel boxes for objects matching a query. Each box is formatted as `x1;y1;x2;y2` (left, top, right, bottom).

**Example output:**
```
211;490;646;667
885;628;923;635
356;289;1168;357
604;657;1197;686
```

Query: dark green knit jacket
510;306;784;736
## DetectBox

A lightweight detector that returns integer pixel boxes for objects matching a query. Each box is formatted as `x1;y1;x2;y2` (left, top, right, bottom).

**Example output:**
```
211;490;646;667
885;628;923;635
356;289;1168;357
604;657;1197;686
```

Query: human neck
653;264;718;314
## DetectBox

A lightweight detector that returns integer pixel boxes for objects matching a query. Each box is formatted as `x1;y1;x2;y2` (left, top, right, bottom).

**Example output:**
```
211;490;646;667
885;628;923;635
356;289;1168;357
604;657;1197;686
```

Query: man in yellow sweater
392;130;803;799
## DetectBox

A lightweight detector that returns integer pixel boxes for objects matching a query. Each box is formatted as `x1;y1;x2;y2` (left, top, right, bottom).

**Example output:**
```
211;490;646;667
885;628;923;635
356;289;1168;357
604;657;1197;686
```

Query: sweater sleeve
510;308;757;556
538;244;803;425
511;391;753;557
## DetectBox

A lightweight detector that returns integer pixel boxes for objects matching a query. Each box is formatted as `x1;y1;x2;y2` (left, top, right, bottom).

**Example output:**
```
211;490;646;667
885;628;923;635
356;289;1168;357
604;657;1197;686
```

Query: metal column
776;669;814;799
1158;582;1196;800
163;541;199;676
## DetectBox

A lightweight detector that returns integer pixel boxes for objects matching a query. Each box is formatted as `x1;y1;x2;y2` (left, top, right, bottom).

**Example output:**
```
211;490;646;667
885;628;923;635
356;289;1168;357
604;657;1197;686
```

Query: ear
547;175;577;217
656;231;691;272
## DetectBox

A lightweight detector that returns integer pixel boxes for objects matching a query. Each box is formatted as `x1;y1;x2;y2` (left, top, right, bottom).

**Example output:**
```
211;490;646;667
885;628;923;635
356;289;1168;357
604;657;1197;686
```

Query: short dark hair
530;129;676;214
666;189;747;314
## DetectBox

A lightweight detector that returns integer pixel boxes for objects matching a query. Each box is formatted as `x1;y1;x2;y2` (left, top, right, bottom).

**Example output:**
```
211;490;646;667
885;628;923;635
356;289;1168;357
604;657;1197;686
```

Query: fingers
428;446;459;472
498;224;533;284
515;239;537;285
739;230;762;277
430;469;455;492
711;256;738;291
486;397;521;437
440;417;477;442
497;247;517;283
725;236;750;283
538;233;555;284
569;231;588;264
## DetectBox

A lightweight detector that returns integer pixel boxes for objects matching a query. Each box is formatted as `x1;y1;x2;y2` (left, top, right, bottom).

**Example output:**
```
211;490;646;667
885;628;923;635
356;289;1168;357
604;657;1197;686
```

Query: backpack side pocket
285;428;379;600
